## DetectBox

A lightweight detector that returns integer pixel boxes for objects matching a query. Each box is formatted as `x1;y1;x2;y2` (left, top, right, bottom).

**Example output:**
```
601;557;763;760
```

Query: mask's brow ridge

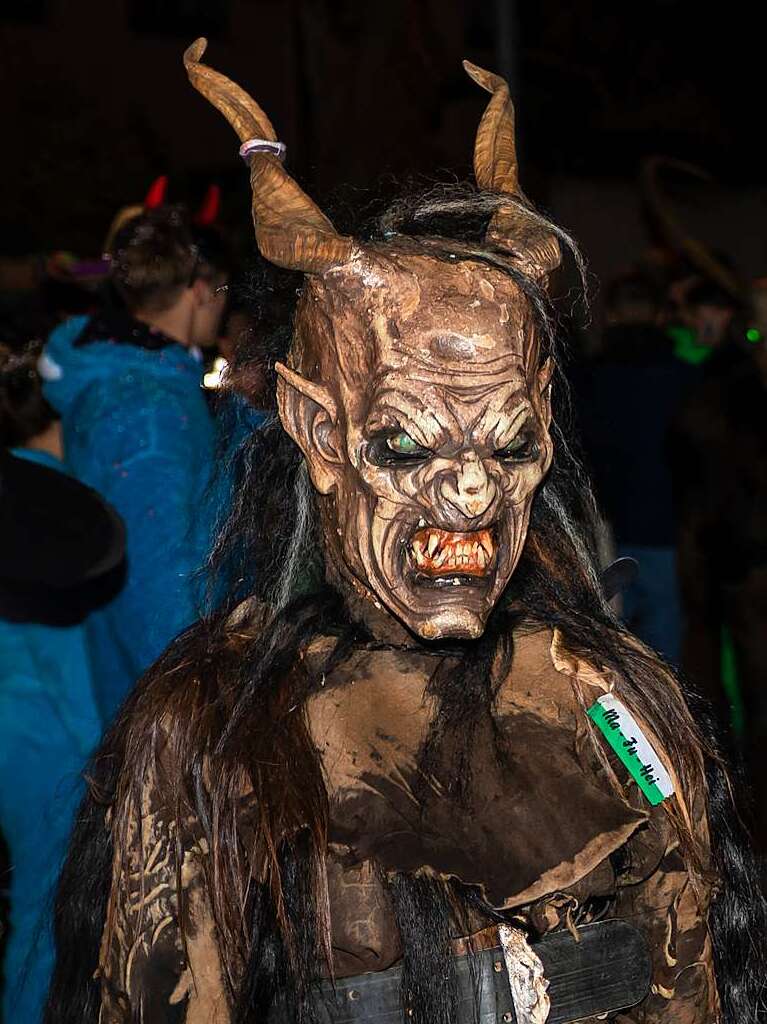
366;391;458;449
472;400;533;450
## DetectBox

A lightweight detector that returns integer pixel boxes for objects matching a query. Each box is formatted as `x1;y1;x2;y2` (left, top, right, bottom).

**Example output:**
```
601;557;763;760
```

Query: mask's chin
412;607;487;641
362;519;514;642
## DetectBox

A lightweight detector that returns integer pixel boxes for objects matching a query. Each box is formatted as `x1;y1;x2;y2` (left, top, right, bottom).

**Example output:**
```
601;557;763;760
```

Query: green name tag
587;694;673;807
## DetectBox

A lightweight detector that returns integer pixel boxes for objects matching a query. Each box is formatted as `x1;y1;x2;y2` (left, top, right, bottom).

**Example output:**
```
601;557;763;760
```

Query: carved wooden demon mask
186;39;561;641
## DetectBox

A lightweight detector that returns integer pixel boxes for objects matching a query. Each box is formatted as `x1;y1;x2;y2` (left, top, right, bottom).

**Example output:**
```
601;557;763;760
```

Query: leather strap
268;919;652;1024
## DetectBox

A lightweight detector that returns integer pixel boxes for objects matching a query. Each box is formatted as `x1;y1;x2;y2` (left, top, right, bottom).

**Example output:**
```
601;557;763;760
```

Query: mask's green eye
367;431;433;466
494;432;539;462
387;432;424;455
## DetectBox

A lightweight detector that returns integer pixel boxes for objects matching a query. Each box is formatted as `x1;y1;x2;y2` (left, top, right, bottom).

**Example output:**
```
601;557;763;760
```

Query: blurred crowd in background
1;1;766;1020
0;182;275;1022
2;163;766;1023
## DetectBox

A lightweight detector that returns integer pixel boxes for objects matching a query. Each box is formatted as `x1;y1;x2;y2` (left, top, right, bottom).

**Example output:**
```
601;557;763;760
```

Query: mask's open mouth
409;525;496;587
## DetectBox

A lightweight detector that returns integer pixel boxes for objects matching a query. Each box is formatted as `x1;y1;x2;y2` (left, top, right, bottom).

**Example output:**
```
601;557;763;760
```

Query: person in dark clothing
575;273;700;663
671;338;767;842
665;278;744;373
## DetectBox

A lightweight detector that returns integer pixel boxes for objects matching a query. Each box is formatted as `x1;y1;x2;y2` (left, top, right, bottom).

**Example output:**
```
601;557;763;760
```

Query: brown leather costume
97;627;718;1022
87;37;726;1024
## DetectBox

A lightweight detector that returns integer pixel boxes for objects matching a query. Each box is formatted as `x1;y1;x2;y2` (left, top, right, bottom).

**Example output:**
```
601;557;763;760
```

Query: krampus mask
186;38;561;640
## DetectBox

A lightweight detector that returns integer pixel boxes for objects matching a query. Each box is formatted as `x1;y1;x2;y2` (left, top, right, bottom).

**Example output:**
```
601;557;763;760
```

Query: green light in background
667;325;712;365
721;624;745;739
746;327;762;343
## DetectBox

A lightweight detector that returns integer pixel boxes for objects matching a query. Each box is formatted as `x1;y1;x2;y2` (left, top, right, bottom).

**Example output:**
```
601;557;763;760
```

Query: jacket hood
41;315;203;417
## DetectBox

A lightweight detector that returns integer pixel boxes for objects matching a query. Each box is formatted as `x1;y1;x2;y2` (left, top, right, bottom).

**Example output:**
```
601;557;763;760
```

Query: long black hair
45;183;766;1024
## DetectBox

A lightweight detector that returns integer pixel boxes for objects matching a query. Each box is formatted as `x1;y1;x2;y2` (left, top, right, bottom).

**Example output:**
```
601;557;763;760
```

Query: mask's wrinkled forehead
292;245;538;406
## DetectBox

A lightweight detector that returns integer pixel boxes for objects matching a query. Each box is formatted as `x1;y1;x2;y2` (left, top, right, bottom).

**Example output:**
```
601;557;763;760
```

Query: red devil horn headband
144;175;169;210
194;184;221;226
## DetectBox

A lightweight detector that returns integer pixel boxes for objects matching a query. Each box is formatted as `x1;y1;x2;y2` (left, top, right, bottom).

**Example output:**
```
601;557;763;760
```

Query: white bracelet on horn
239;139;287;163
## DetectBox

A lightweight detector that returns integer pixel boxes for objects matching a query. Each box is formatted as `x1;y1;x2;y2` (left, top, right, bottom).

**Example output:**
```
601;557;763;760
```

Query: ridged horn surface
464;60;560;278
184;38;354;274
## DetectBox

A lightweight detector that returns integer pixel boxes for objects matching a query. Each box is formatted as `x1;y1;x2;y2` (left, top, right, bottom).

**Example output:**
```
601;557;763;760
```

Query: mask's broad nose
439;452;497;520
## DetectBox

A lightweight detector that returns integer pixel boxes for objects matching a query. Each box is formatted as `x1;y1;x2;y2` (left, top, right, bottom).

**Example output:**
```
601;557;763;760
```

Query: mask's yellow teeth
410;526;495;577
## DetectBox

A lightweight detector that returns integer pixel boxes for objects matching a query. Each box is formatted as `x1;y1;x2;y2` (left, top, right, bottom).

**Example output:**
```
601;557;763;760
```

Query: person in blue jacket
0;331;116;1023
41;207;229;723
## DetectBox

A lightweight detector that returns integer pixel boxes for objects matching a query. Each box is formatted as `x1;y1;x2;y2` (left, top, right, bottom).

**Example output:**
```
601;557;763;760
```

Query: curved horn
641;156;743;300
464;61;519;195
464;60;560;279
183;38;354;274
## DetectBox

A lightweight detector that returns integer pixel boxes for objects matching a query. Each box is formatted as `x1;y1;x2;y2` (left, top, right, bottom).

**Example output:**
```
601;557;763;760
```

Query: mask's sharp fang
409;525;496;579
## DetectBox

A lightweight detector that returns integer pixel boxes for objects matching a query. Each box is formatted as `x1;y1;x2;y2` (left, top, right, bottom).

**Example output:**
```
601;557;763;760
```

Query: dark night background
2;3;767;1014
0;0;764;292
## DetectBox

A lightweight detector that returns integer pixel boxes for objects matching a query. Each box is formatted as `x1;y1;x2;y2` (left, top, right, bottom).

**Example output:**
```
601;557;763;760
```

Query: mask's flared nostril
464;493;495;518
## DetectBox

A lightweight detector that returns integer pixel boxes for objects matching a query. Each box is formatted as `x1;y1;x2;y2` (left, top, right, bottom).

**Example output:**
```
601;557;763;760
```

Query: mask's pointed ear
275;362;344;494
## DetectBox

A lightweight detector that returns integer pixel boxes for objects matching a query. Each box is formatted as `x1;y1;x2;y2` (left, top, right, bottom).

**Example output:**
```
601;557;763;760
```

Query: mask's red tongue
411;527;495;577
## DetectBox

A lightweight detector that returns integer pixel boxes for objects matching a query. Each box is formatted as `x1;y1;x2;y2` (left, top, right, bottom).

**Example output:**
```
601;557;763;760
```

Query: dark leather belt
269;919;652;1024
